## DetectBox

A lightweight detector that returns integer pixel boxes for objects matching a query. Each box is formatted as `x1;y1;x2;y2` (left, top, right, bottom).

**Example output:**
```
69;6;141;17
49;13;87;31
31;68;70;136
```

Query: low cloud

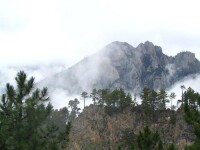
1;65;200;110
0;64;66;100
49;88;94;110
167;74;200;107
0;64;94;110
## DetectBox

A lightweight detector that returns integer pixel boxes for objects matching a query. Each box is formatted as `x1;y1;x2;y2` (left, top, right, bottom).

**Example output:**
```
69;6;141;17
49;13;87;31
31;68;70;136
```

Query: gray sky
0;0;200;66
1;0;200;109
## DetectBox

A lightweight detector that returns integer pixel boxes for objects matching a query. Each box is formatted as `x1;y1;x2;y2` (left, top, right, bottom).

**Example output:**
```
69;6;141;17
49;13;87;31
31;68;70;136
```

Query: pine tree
0;71;70;150
125;93;132;107
81;91;88;108
141;87;151;109
68;98;80;121
140;87;151;124
117;88;132;110
49;107;69;133
150;90;158;110
180;85;186;106
106;89;119;108
157;88;169;110
97;89;109;106
184;87;198;110
118;88;126;109
90;88;99;105
183;88;200;149
137;126;163;150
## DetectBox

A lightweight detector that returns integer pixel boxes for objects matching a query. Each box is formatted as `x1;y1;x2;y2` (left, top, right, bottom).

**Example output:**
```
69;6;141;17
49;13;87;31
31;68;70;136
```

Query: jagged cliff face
68;105;195;149
41;41;200;94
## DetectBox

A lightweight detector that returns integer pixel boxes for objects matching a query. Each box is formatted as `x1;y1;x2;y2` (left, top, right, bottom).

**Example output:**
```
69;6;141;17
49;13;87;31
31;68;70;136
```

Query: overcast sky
0;0;200;66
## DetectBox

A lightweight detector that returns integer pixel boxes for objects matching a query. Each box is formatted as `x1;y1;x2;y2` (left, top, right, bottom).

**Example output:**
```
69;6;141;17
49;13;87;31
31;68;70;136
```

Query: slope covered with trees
1;71;200;150
69;87;200;149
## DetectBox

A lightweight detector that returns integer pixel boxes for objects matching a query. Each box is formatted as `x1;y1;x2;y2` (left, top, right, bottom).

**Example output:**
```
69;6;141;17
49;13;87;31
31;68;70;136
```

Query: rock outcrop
68;105;195;149
40;41;200;94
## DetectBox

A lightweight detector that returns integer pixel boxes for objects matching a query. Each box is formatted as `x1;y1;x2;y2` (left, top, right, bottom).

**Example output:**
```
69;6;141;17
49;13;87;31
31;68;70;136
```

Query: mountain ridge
40;41;200;94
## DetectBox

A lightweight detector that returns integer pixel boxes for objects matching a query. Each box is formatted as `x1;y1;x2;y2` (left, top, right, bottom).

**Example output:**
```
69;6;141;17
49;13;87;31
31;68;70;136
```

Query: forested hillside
68;87;200;149
1;71;200;149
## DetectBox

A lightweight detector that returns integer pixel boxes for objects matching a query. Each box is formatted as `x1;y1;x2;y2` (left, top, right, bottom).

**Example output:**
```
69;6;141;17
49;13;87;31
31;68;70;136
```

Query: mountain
40;41;200;94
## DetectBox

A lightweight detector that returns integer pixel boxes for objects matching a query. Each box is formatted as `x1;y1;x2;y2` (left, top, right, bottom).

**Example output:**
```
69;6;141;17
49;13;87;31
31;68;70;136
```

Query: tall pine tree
0;71;70;150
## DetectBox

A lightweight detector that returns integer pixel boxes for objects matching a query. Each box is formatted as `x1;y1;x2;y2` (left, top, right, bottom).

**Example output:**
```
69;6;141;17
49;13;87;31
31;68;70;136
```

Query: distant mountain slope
40;41;200;94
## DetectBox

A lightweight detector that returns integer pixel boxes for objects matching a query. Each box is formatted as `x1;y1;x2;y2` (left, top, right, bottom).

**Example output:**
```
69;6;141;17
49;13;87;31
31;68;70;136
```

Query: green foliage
106;89;119;107
183;87;200;149
140;87;171;112
184;87;200;138
119;126;164;150
68;98;80;121
140;87;151;112
180;85;186;106
118;128;136;149
184;139;200;150
89;88;133;111
184;87;199;110
137;126;163;150
140;87;170;124
104;88;132;111
81;91;88;108
49;107;69;133
140;87;152;124
150;90;158;110
140;87;151;107
97;89;109;106
157;88;169;110
168;143;178;150
125;93;132;107
0;71;70;150
90;88;99;105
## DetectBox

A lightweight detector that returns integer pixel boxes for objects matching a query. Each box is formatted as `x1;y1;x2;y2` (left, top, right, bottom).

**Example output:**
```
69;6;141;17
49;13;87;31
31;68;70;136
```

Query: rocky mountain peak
101;41;136;67
175;51;196;63
103;41;135;57
139;41;164;55
144;40;155;47
40;41;200;94
137;41;156;54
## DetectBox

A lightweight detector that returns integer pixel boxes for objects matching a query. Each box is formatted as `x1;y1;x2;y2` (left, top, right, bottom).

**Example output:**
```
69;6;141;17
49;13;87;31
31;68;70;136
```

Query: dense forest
1;71;200;149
